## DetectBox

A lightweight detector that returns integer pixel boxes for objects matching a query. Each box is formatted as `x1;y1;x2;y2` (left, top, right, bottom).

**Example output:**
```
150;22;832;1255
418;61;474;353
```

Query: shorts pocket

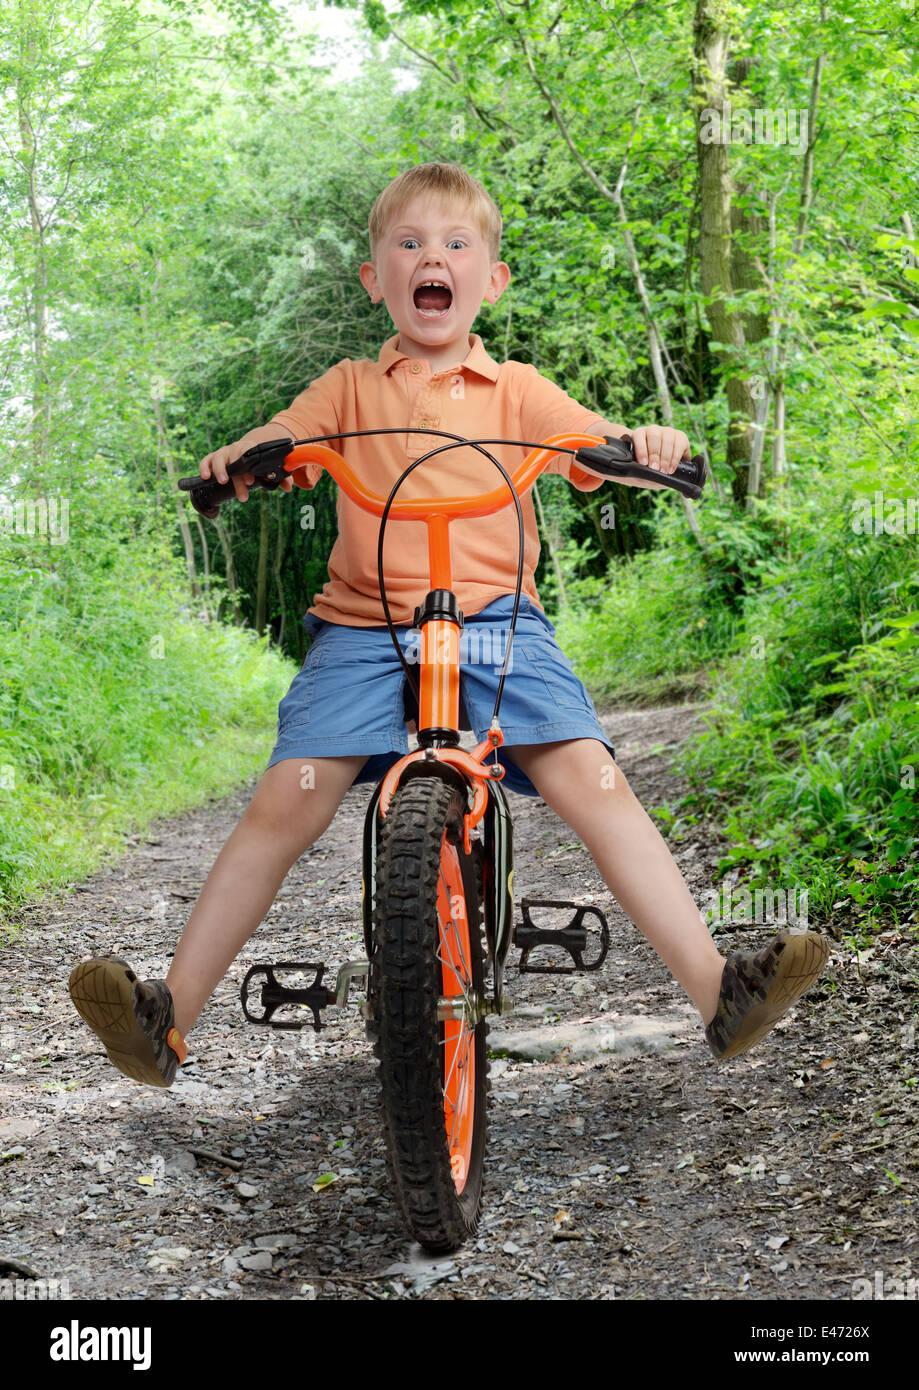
277;640;326;732
530;641;597;716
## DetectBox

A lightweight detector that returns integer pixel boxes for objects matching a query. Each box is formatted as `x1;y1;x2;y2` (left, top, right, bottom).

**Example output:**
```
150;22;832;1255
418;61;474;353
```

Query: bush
553;500;744;703
0;505;293;926
676;494;919;926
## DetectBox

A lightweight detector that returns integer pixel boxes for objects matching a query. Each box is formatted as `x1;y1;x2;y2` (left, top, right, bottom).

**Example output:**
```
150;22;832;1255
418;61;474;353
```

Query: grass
0;515;293;930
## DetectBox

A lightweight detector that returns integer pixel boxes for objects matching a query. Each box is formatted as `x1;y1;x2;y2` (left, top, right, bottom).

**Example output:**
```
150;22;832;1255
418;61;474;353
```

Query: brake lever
176;437;295;518
575;435;706;500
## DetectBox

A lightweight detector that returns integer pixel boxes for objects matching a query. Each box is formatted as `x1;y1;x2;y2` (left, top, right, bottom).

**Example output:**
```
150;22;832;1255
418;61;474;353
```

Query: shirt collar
374;332;499;382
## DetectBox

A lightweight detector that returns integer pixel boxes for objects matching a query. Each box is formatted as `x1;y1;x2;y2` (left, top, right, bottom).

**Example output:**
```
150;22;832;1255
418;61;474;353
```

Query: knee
240;801;323;860
242;762;341;851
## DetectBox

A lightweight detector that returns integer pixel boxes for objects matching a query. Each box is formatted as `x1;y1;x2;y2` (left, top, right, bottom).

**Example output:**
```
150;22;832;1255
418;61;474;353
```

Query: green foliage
676;475;919;924
553;501;741;703
0;494;292;924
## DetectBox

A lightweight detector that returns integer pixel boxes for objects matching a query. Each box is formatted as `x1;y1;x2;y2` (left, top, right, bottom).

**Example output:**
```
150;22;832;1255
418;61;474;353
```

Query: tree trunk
731;190;771;463
748;183;786;506
271;499;288;650
771;20;826;485
772;380;787;481
153;395;201;601
255;488;270;635
794;42;826;258
491;0;703;543
692;0;755;501
214;517;241;622
533;480;568;610
587;499;617;561
193;512;211;596
16;12;51;475
143;257;200;600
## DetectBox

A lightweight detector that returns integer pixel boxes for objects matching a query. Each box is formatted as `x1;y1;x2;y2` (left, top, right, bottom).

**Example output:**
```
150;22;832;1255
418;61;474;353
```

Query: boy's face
360;194;510;369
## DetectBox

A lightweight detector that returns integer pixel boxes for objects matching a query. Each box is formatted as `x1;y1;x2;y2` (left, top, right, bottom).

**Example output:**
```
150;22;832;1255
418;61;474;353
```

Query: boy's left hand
629;426;691;474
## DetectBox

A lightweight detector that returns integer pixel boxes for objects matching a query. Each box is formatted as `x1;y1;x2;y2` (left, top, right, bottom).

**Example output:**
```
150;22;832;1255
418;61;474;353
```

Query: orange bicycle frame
280;434;606;846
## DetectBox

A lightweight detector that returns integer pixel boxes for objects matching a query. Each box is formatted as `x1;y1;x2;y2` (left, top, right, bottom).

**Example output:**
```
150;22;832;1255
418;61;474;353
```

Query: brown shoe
68;956;187;1088
705;929;829;1061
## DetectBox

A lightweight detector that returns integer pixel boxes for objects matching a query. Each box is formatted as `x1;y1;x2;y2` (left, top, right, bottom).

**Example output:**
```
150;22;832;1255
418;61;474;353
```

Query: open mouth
413;282;453;318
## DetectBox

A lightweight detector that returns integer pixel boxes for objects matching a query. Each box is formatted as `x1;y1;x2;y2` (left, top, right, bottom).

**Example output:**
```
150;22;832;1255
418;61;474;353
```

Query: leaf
810;681;850;696
860;301;907;319
311;1171;339;1193
137;1174;155;1186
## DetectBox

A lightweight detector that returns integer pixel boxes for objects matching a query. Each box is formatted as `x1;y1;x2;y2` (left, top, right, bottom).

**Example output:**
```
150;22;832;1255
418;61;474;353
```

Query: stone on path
488;1013;691;1063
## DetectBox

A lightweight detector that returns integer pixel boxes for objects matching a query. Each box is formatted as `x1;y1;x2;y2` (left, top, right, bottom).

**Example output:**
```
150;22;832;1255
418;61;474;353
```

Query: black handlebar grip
178;438;294;518
675;453;707;488
188;472;285;519
186;479;237;519
181;466;287;519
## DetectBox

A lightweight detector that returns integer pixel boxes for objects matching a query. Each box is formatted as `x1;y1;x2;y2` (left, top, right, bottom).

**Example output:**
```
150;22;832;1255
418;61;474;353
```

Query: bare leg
166;755;366;1037
506;739;725;1024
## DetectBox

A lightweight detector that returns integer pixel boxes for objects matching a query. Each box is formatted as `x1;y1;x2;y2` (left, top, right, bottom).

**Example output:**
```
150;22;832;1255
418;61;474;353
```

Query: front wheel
370;774;488;1252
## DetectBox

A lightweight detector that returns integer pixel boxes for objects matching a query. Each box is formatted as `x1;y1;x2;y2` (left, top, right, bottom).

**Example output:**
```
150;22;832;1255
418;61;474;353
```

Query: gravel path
1;704;916;1301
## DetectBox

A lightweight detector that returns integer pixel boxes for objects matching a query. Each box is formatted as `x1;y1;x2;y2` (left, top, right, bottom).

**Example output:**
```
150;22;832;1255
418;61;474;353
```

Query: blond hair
367;162;503;265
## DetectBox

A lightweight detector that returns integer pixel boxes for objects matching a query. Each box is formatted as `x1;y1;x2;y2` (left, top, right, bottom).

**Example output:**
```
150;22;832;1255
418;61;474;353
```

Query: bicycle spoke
435;907;464;983
443;1026;472;1149
452;1040;471;1145
438;862;472;982
441;1018;469;1105
436;920;475;1017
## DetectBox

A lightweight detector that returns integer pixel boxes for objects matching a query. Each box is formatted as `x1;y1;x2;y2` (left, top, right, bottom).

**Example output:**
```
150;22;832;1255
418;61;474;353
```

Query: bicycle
178;427;706;1252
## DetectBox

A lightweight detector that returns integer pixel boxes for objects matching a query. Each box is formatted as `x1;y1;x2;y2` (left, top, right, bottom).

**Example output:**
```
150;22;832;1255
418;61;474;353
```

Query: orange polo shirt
268;332;619;627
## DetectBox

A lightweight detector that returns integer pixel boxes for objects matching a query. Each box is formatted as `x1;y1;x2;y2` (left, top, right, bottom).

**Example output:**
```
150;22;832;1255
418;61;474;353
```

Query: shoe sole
68;958;173;1088
718;931;830;1060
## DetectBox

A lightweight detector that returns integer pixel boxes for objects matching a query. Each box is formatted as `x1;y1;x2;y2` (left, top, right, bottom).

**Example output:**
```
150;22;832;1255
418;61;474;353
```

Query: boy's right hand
198;436;295;503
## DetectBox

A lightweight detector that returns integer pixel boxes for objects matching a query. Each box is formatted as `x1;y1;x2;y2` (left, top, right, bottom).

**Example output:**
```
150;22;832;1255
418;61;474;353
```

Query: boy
68;163;828;1086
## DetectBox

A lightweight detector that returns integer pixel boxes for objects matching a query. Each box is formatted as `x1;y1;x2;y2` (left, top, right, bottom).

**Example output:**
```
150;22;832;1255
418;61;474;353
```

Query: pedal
240;961;333;1033
514;899;610;975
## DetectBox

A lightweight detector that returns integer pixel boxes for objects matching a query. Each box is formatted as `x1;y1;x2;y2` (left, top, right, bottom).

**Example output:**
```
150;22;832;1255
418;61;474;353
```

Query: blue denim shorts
267;594;616;797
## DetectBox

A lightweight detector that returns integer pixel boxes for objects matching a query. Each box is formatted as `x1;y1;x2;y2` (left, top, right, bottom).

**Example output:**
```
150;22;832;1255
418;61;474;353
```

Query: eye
447;239;466;250
400;238;420;250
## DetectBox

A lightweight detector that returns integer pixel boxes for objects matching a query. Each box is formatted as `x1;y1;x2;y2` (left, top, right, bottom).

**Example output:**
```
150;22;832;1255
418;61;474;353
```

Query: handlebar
176;430;706;520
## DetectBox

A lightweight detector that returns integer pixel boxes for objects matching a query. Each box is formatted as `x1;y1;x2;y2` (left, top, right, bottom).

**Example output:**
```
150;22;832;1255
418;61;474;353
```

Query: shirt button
410;363;422;374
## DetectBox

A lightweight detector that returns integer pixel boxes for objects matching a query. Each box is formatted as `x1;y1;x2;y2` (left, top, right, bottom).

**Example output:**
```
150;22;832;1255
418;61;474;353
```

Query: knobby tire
370;776;489;1253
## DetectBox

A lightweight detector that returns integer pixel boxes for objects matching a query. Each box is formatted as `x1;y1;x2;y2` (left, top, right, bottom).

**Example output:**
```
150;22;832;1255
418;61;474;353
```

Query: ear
360;262;382;303
484;261;512;305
